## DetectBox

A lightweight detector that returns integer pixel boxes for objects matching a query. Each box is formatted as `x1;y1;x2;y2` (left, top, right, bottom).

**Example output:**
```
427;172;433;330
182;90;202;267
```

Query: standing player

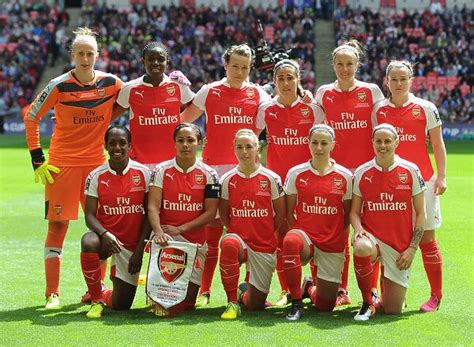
80;126;151;318
115;42;195;169
181;44;270;306
219;129;285;320
256;59;325;305
351;124;426;321
283;125;352;320
373;60;447;312
23;27;123;309
147;123;220;317
315;40;384;305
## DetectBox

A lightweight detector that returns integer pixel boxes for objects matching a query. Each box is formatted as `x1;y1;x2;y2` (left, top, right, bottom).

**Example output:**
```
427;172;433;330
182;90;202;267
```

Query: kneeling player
350;124;426;321
147;123;220;317
283;125;352;321
219;129;285;320
80;126;151;318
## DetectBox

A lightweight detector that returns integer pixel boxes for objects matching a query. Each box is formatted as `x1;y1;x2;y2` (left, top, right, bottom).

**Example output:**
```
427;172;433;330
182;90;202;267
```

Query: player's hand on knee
396;247;416;270
102;232;122;254
30;148;60;184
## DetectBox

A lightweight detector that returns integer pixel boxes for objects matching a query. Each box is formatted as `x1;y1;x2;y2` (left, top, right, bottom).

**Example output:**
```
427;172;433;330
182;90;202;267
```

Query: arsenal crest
246;88;255;98
333;177;343;189
194;174;204;185
166;86;176;96
97;88;105;97
259;179;269;190
158;247;187;284
132;174;141;186
398;172;408;184
412;106;421;117
54;204;62;215
300;107;310;118
357;91;367;102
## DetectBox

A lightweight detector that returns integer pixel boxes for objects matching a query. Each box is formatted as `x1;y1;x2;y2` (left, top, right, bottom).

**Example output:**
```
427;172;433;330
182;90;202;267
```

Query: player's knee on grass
81;232;101;253
244;284;268;311
353;237;374;257
112;278;137;310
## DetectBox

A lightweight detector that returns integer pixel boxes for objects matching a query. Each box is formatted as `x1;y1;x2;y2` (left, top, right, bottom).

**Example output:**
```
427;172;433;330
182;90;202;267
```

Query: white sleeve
116;84;132;108
310;101;326;125
179;84;195;104
410;166;427;196
342;173;353;200
314;86;325;105
84;172;99;198
256;104;267;131
150;165;165;189
142;167;151;193
192;84;211;111
424;102;443;131
370;84;385;104
220;175;229;200
270;174;285;200
352;171;362;197
284;170;298;195
257;85;271;103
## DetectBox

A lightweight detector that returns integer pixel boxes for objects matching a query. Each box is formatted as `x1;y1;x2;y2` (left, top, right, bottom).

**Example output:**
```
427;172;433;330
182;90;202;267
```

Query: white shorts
291;229;345;284
110;248;140;286
172;235;207;286
221;233;276;294
424;175;442;230
366;234;411;289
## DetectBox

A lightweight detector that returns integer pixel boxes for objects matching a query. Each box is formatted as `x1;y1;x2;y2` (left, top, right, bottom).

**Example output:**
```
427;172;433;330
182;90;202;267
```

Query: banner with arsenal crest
146;241;198;309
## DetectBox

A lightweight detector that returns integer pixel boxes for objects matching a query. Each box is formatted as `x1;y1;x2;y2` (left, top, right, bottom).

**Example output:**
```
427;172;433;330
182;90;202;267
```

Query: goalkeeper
23;27;123;310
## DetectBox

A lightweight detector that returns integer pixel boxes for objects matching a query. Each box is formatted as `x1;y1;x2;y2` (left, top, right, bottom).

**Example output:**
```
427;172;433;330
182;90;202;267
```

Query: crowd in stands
0;1;70;122
335;4;473;123
77;3;317;92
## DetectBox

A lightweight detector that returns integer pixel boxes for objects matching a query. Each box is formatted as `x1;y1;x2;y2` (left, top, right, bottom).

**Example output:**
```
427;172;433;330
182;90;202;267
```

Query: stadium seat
447;76;459;90
460;84;471;97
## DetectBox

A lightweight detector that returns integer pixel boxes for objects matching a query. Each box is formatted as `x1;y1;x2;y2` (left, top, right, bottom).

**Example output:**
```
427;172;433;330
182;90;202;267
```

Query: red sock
200;226;222;294
339;245;350;292
420;240;443;298
44;222;68;296
100;260;108;281
310;261;317;283
308;286;317;305
80;252;103;302
241;290;249;307
372;261;380;292
315;293;336;312
282;233;304;300
276;237;289;292
219;237;241;303
354;255;373;304
103;289;113;308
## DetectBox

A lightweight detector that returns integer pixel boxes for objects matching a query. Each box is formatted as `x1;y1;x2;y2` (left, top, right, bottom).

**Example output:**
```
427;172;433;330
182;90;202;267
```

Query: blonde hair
385;60;414;78
309;124;335;142
223;44;253;65
71;27;98;52
332;39;364;64
234;128;259;147
372;123;399;140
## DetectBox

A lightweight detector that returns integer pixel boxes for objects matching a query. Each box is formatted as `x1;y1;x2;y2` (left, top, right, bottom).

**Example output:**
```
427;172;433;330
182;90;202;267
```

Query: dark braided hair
142;42;168;59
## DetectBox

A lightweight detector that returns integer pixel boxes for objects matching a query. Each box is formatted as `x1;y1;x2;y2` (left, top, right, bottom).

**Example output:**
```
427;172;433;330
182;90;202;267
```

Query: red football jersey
193;79;270;165
372;94;442;180
256;98;325;182
285;161;352;252
315;80;384;170
150;158;220;245
353;157;426;253
117;75;194;164
220;165;284;253
85;160;150;251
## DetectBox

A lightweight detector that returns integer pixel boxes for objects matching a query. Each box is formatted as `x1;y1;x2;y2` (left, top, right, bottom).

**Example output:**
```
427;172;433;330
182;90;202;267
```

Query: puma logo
135;90;144;98
299;178;309;186
212;89;222;98
229;181;237;189
365;176;373;184
326;96;334;103
165;172;175;181
100;180;110;187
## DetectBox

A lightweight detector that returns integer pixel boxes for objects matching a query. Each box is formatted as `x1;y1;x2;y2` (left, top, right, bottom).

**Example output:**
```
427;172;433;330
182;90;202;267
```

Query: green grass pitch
0;136;473;345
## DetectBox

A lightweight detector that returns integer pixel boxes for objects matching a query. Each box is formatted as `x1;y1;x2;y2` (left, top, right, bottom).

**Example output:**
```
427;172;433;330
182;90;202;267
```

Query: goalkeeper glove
169;70;191;86
30;148;61;185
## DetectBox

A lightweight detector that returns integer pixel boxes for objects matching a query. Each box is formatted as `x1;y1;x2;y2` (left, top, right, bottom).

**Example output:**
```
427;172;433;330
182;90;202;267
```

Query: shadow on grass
0;301;425;328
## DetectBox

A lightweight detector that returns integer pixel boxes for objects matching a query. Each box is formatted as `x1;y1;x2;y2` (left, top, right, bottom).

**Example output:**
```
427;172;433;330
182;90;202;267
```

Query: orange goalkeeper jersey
24;70;123;167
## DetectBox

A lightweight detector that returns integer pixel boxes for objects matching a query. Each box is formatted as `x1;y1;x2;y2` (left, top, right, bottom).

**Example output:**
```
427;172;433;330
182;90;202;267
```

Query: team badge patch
132;174;141;186
54;204;62;215
166;86;176;96
194;174;204;185
97;88;105;97
357;91;367;102
158;247;187;284
412;105;421;117
398;172;408;183
300;107;310;118
259;179;269;190
333;177;343;189
246;88;255;98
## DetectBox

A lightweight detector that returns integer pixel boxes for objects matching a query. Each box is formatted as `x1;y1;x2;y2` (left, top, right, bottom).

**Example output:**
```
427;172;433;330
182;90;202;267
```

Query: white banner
146;241;198;309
